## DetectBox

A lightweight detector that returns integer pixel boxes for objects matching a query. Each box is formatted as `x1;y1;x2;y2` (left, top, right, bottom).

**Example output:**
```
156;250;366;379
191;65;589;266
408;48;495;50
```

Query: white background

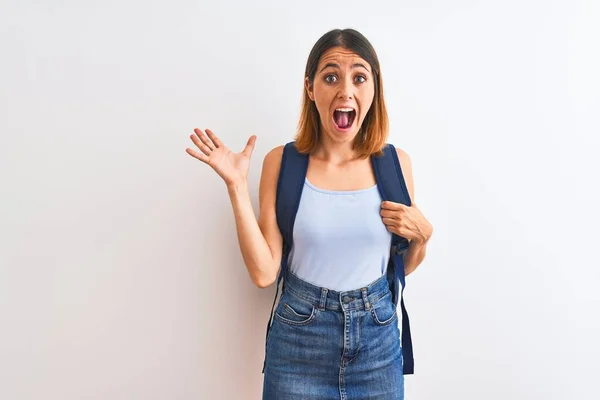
1;0;599;399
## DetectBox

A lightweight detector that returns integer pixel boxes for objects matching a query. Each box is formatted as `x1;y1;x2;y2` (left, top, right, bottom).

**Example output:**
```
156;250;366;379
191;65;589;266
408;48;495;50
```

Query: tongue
335;111;350;128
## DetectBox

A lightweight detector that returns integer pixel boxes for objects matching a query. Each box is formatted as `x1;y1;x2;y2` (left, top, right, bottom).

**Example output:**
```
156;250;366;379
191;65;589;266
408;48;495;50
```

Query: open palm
186;128;257;187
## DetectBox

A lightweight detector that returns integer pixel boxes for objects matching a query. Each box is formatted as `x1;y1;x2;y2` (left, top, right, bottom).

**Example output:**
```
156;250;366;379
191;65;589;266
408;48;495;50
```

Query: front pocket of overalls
370;292;398;326
274;292;317;326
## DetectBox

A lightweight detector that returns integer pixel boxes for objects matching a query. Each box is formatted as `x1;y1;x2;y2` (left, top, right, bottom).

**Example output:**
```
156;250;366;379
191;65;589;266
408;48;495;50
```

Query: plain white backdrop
1;0;599;399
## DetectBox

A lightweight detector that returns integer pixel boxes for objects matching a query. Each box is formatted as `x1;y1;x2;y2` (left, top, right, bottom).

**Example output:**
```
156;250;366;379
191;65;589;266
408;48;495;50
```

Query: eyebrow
319;62;371;74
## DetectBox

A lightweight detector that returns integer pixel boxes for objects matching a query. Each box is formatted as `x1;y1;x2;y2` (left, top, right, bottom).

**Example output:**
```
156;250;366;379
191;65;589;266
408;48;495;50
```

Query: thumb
242;135;257;157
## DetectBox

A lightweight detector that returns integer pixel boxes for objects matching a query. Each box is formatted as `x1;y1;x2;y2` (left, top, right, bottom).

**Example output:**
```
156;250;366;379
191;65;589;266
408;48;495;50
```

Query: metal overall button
342;296;354;304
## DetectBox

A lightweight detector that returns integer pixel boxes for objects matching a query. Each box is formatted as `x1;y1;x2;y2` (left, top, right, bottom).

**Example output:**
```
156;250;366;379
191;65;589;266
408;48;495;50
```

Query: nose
337;77;354;100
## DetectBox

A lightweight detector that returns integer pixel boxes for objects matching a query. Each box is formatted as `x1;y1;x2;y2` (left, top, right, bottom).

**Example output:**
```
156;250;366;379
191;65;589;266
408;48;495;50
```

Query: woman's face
305;46;375;144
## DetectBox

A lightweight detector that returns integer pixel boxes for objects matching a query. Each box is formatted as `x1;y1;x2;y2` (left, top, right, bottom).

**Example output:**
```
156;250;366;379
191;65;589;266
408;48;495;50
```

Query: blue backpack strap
371;143;415;375
262;141;308;374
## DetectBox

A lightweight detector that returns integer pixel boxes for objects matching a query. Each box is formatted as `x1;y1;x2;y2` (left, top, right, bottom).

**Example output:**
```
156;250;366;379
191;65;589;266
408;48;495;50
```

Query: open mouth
333;108;356;130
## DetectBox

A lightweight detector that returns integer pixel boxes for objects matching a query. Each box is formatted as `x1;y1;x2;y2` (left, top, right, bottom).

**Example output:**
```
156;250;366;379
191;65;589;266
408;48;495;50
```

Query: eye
324;74;367;84
325;74;338;84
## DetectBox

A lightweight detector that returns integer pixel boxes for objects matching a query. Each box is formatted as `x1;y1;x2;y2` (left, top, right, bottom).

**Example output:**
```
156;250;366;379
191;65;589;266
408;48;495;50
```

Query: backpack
262;141;415;375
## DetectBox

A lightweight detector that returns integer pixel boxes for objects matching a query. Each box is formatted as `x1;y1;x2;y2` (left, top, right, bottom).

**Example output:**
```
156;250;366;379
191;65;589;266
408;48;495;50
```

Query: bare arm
395;147;432;276
185;128;283;288
227;146;283;288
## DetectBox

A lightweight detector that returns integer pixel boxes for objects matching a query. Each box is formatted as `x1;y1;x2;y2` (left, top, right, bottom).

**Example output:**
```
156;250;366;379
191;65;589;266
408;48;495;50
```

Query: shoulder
265;144;284;159
259;146;284;204
392;145;415;203
259;145;285;190
394;146;411;169
263;145;285;169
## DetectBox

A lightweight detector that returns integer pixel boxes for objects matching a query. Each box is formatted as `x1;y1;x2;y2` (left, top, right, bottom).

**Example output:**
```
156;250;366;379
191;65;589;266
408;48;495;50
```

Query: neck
311;134;360;165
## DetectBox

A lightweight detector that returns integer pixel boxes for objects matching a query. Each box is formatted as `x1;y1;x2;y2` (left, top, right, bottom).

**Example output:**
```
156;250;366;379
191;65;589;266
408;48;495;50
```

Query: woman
186;28;433;400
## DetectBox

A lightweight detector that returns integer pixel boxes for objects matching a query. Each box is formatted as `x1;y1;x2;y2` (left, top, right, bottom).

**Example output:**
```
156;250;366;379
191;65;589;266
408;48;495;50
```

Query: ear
304;77;314;101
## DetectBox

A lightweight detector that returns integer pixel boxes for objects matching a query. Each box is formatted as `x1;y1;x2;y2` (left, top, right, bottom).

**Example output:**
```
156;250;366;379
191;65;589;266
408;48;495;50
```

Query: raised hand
186;128;257;187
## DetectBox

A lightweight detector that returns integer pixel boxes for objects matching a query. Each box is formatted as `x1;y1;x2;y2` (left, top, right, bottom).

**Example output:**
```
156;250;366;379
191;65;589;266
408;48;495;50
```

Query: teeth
335;107;354;112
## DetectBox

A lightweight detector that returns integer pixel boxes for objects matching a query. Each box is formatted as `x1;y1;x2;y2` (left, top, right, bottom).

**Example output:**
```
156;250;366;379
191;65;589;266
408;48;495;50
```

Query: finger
384;224;398;234
199;134;215;151
380;209;398;218
190;133;213;156
242;135;257;157
205;128;223;148
382;217;397;226
185;147;209;163
381;201;399;210
193;128;215;151
383;201;408;211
